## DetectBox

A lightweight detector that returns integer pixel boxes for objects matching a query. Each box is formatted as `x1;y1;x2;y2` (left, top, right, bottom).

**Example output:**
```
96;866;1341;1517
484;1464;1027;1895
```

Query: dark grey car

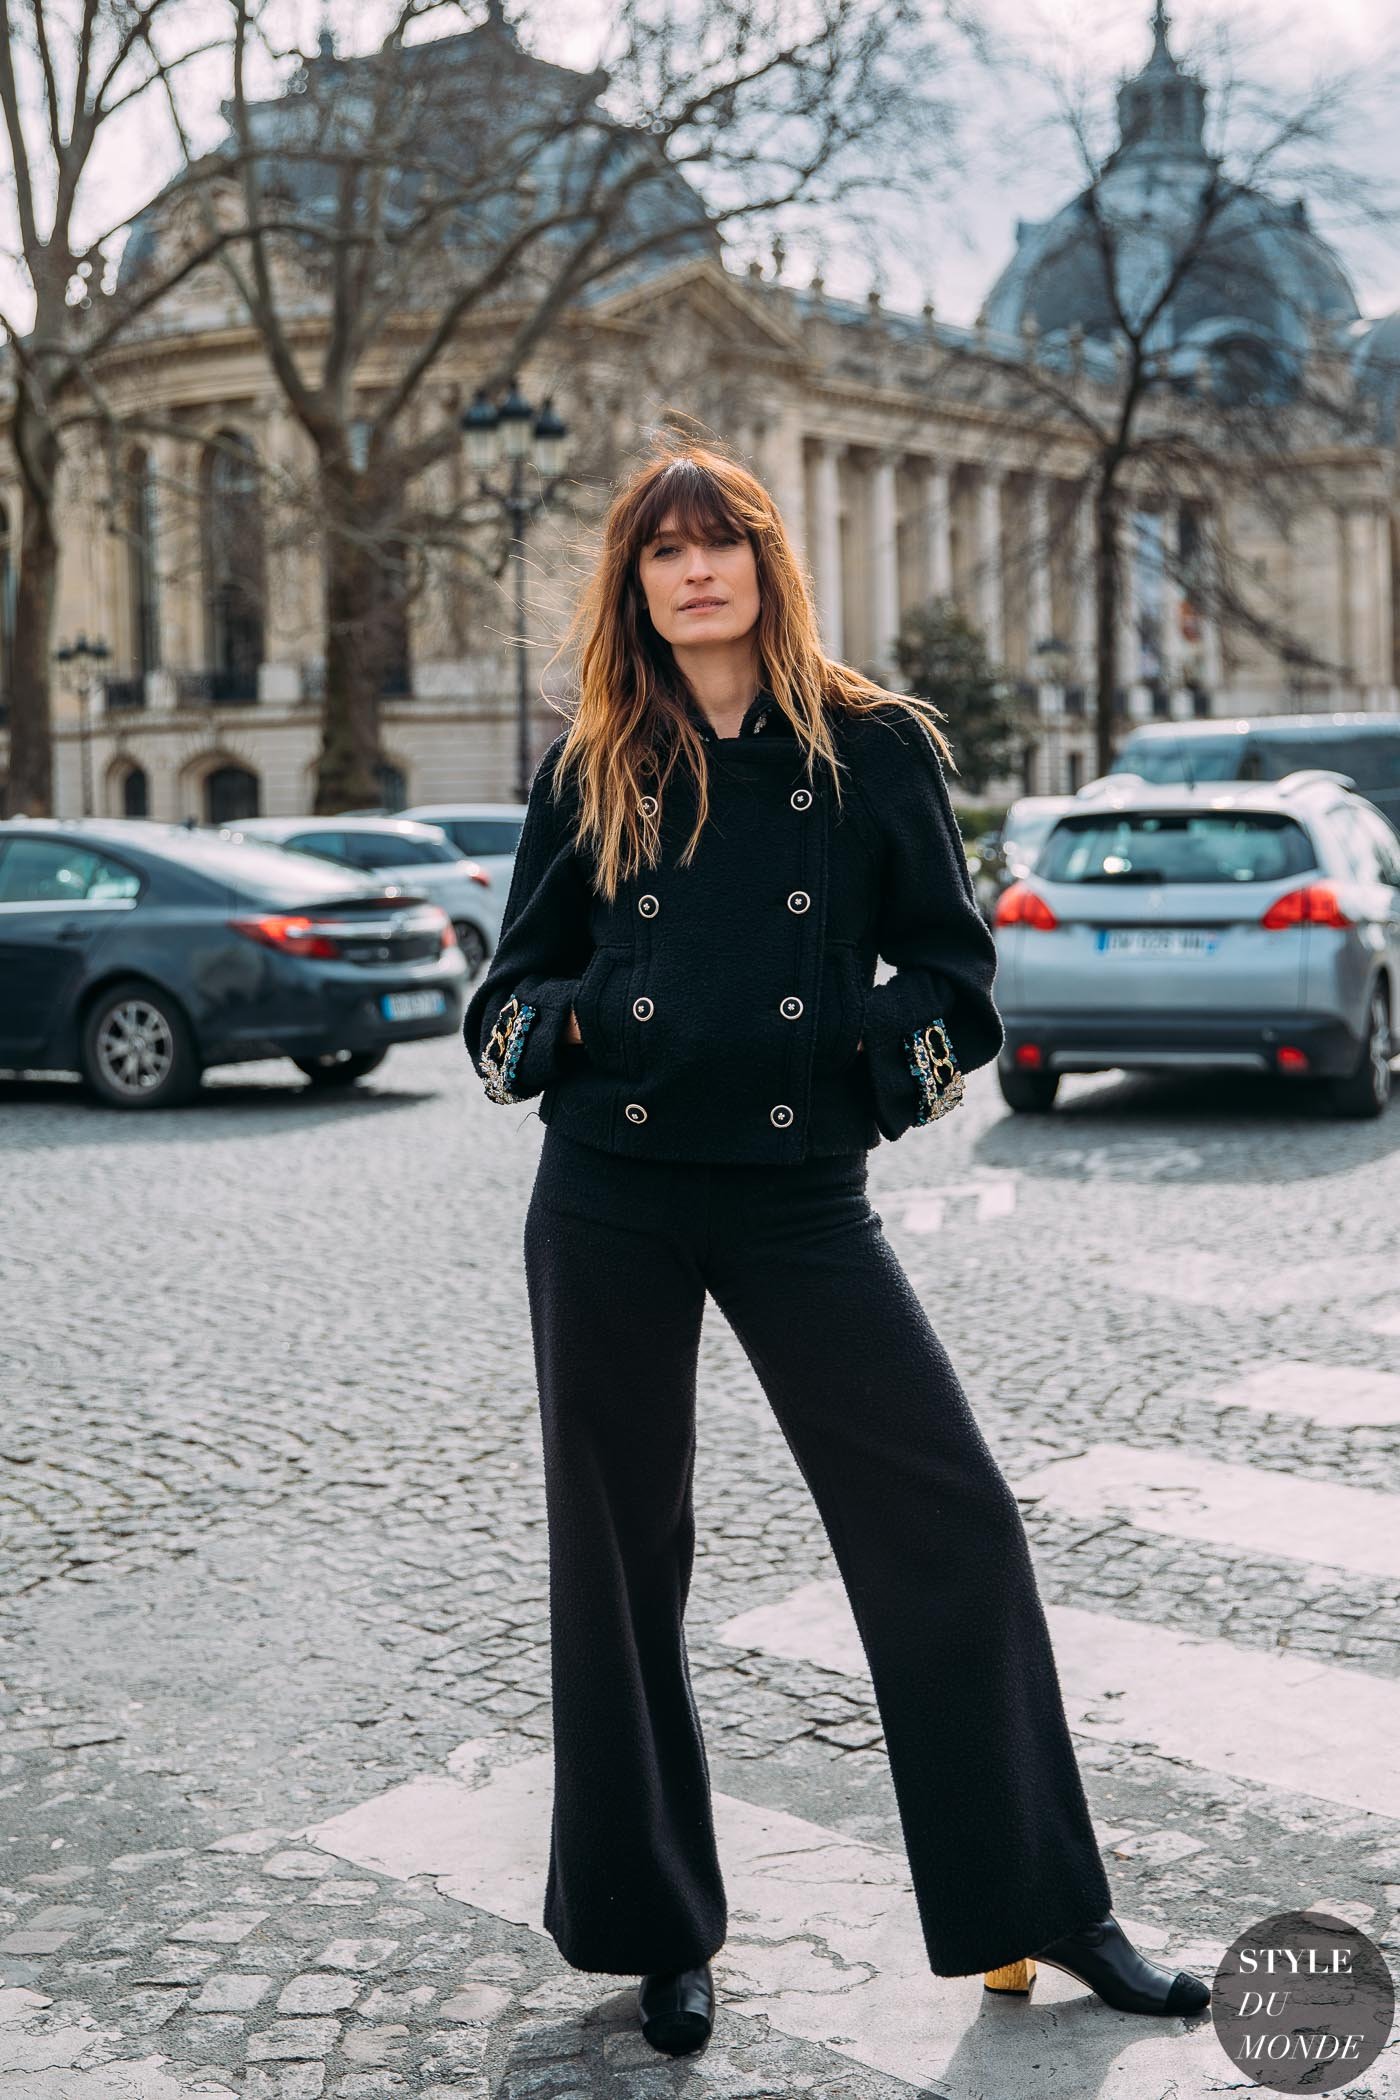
0;819;469;1107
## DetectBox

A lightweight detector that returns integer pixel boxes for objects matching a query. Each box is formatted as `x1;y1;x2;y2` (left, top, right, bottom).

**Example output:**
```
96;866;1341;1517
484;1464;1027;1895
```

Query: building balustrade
103;676;147;712
177;668;260;705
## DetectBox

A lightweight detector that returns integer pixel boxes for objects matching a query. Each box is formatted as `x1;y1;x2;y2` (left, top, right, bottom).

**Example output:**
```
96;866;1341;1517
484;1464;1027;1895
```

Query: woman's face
636;510;761;652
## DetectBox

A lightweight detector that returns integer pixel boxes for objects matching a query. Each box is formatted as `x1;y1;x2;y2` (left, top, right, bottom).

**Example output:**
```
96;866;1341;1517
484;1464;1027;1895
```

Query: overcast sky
2;0;1397;336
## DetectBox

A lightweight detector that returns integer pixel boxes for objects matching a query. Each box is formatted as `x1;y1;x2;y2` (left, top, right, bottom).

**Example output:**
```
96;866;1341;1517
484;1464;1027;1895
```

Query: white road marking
1016;1443;1400;1582
1199;1360;1400;1427
896;1178;1017;1232
719;1580;1400;1821
1109;1251;1400;1319
305;1746;1216;2098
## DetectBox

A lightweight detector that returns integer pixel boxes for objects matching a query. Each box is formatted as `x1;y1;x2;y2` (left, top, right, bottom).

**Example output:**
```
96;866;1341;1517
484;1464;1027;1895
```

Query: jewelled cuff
478;994;539;1104
904;1019;965;1125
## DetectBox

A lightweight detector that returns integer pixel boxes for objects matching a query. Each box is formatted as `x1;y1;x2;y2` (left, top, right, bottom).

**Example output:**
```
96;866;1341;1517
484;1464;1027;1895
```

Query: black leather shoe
638;1962;715;2055
1032;1913;1211;2016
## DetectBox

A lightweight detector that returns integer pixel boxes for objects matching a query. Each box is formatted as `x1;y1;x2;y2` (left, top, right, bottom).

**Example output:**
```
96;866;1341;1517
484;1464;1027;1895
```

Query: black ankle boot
1029;1913;1211;2016
638;1962;715;2054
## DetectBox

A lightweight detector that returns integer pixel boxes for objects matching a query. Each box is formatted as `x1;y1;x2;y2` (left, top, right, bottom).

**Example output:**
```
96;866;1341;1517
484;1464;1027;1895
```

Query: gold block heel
984;1958;1036;1994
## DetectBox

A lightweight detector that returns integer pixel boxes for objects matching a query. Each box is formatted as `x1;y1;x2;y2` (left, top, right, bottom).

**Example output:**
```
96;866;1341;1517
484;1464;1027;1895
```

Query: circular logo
1212;1910;1394;2091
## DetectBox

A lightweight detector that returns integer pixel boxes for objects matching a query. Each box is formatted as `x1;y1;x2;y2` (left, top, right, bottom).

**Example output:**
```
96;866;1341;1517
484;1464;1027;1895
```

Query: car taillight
228;913;342;960
465;862;491;889
440;919;459;951
995;881;1059;930
1259;883;1352;931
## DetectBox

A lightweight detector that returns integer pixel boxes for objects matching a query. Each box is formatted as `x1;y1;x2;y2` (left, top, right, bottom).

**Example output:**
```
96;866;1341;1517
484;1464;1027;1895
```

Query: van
1107;715;1400;826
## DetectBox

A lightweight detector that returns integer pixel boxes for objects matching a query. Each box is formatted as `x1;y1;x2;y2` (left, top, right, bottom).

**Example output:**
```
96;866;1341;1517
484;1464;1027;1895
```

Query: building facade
1;5;1396;820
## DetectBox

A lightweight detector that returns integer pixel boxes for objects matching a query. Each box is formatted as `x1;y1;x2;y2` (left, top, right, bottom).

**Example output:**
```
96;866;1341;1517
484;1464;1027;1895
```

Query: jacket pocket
816;946;866;1073
573;948;627;1071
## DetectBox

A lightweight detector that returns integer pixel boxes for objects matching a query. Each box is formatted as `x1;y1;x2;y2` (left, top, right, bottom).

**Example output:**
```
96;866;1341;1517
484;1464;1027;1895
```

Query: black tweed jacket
463;690;1004;1163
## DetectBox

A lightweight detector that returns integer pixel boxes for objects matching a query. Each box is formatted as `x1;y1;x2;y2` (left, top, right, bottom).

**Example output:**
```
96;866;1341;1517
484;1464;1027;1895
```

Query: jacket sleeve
462;734;595;1105
855;712;1005;1142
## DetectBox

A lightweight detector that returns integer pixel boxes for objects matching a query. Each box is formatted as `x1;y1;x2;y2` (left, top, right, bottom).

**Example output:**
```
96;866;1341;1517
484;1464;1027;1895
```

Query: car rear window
1248;731;1400;791
1039;811;1318;885
435;818;522;856
1111;735;1248;784
336;832;459;869
168;832;374;900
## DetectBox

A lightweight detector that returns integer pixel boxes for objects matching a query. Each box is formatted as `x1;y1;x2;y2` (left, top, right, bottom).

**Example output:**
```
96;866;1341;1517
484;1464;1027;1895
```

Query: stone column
150;433;195;700
1156;506;1187;710
259;402;311;703
975;467;1004;660
1114;506;1137;711
923;462;952;600
810;440;844;658
1345;507;1379;693
1073;484;1096;685
869;450;901;675
762;402;808;568
1026;476;1053;656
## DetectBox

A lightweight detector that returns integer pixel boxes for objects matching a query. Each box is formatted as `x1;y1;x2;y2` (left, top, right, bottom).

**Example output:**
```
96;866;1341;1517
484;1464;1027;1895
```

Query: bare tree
128;0;958;809
929;4;1396;777
0;0;247;814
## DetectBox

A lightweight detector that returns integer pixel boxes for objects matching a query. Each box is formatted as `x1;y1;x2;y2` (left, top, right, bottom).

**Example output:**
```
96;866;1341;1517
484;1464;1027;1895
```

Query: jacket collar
679;684;789;744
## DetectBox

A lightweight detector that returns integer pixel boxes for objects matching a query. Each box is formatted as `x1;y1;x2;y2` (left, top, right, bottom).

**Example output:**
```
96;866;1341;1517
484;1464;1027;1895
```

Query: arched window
202;431;265;701
121;765;150;818
204;763;261;825
0;499;15;703
126;450;160;676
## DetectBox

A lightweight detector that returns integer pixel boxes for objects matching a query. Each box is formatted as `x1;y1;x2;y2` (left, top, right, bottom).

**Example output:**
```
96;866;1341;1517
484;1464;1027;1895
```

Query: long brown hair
543;433;954;902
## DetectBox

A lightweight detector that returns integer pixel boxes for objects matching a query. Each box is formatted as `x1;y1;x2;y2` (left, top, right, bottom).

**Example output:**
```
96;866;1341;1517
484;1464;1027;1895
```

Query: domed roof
982;4;1359;400
119;7;716;305
1352;310;1400;437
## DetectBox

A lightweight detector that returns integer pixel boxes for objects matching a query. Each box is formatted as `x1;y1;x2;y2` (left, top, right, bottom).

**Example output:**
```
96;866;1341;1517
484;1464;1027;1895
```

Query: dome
119;8;717;305
982;4;1359;401
1352;310;1400;437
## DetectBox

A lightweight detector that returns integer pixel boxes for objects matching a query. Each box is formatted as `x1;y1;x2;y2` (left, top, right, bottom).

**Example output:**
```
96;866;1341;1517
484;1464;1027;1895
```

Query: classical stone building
2;3;1396;820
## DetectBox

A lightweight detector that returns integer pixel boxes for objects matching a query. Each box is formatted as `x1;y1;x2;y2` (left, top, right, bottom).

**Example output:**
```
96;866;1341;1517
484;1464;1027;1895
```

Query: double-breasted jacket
462;690;1004;1164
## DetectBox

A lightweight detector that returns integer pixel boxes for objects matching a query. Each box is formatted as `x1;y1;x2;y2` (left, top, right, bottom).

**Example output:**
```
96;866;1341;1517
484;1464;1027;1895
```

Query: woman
463;440;1211;2056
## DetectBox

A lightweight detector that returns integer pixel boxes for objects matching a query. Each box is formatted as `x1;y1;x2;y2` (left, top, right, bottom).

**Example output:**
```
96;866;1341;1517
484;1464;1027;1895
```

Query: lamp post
460;377;569;803
54;632;112;818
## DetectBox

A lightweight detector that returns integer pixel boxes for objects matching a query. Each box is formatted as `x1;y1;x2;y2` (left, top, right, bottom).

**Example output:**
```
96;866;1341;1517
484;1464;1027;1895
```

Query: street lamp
460;377;570;803
54;631;112;818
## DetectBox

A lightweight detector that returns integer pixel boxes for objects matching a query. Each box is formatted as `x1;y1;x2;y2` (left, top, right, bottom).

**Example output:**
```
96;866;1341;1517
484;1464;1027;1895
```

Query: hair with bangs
542;430;953;901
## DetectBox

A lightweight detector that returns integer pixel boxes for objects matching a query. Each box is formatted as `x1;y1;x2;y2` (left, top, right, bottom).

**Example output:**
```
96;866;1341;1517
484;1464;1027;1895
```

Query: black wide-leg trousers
522;1124;1114;1979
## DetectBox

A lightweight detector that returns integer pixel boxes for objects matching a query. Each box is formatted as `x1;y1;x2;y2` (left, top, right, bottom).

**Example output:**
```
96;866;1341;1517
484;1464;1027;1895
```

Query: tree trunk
1094;473;1121;782
6;409;61;817
314;463;386;813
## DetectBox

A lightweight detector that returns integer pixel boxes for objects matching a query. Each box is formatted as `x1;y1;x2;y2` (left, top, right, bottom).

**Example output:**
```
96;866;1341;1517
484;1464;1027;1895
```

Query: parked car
968;796;1078;921
991;771;1400;1117
0;818;469;1108
399;802;527;892
220;816;502;974
1103;714;1400;826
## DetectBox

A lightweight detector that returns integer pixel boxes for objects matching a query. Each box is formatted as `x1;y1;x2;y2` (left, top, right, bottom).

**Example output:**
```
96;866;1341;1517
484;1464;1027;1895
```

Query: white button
770;1104;794;1127
638;893;659;917
787;890;811;914
790;787;813;810
639;795;658;817
780;996;803;1019
632;996;654;1020
625;1102;648;1124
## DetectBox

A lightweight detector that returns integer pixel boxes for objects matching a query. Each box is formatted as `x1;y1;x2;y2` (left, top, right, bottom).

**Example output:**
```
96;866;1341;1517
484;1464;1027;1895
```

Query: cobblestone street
3;1039;1399;2098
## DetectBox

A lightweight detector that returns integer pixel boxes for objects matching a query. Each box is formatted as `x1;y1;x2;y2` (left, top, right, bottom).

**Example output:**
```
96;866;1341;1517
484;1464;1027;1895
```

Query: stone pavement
2;1039;1399;2098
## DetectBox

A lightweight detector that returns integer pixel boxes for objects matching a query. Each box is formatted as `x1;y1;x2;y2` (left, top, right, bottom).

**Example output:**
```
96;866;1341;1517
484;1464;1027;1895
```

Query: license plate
1096;929;1221;957
380;990;447;1021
